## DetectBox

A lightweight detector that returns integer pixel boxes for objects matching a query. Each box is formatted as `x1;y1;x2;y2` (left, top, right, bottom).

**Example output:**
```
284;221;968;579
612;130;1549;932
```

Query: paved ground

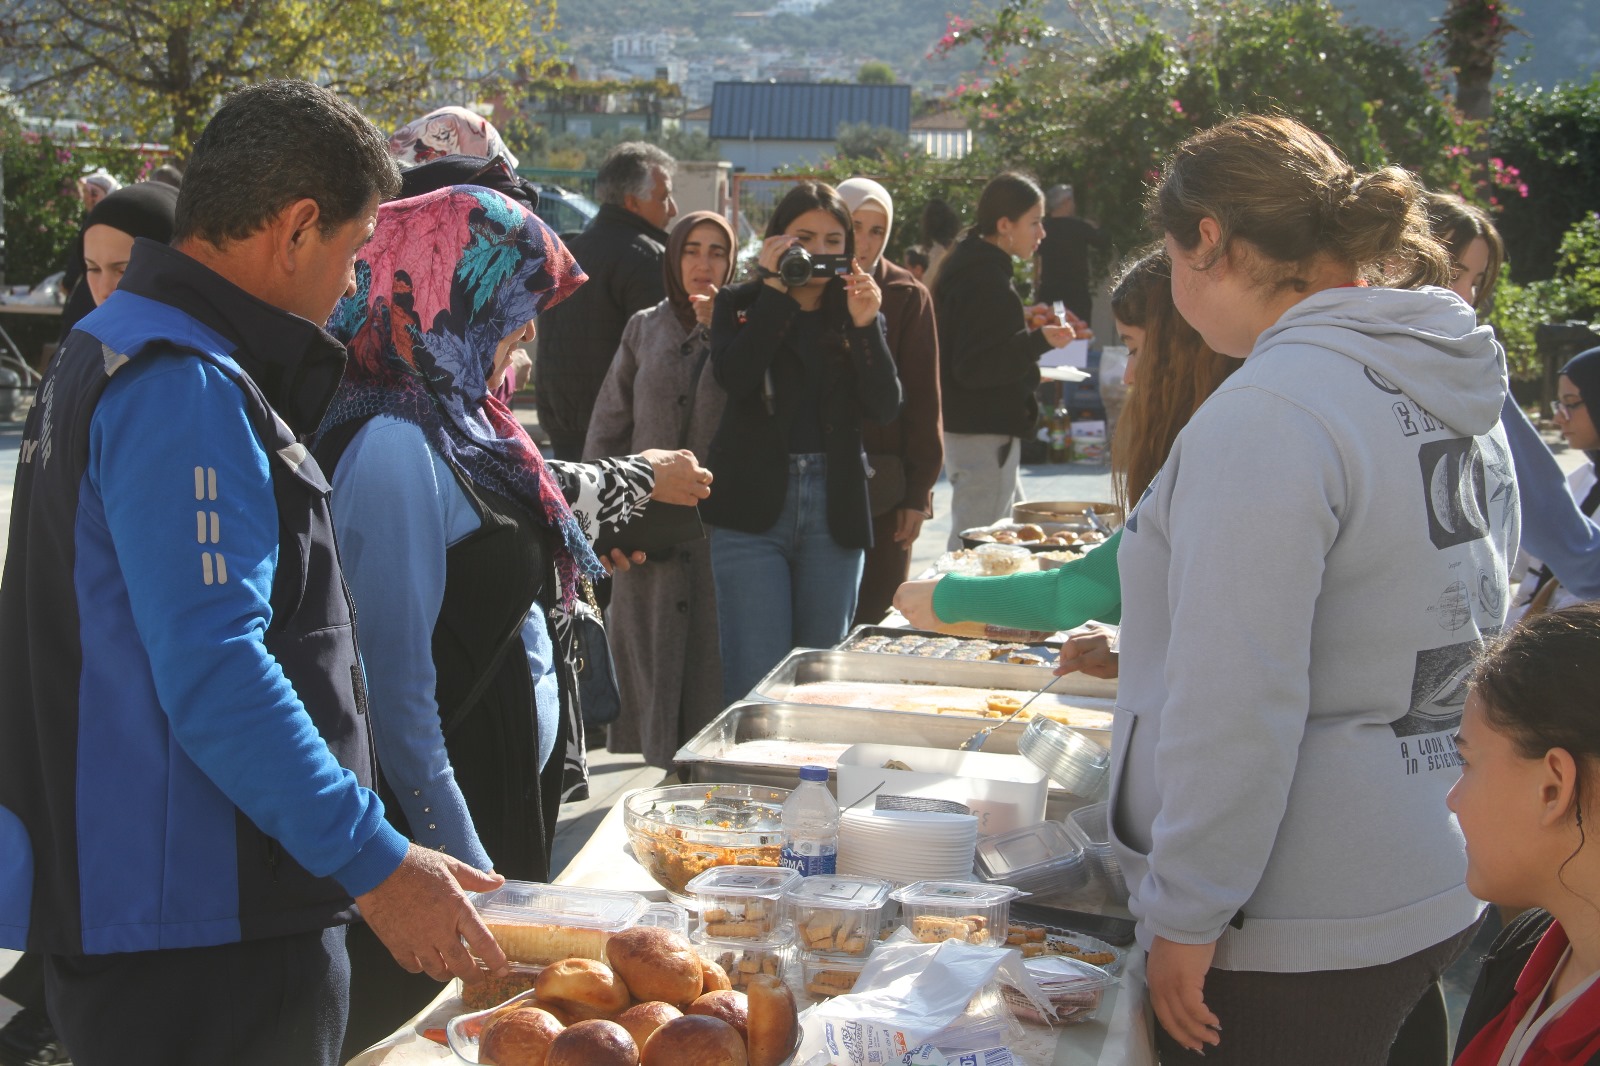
0;400;1583;1049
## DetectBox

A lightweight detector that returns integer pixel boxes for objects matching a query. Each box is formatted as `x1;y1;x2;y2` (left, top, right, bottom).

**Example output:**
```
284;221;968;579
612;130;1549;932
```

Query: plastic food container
1069;803;1128;901
690;922;797;993
890;881;1021;947
622;783;789;899
635;901;692;939
1017;717;1111;799
445;988;540;1063
469;881;648;965
454;962;545;1013
974;819;1091;897
975;542;1032;575
802;951;870;999
686;865;799;939
1002;955;1115;1025
785;875;891;956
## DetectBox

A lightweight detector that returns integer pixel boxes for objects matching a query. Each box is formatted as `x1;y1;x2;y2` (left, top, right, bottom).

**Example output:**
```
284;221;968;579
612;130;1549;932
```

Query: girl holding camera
701;181;903;702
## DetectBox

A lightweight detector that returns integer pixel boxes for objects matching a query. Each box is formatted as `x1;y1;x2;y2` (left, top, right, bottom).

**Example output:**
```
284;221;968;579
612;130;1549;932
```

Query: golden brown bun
745;974;798;1066
545;1019;639;1066
641;1015;748;1066
701;958;733;994
479;1006;564;1066
534;958;631;1018
687;989;748;1040
1016;523;1045;542
606;926;704;1006
615;1001;682;1047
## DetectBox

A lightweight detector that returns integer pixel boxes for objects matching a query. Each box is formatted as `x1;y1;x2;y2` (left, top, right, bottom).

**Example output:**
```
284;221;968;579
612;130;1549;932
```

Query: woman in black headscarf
79;182;180;307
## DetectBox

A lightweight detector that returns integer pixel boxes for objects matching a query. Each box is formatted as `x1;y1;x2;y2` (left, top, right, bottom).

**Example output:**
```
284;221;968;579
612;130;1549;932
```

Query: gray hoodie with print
1111;285;1517;972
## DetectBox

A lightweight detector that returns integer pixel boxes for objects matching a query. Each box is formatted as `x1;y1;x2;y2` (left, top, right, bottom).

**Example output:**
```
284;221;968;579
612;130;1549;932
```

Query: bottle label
781;843;837;877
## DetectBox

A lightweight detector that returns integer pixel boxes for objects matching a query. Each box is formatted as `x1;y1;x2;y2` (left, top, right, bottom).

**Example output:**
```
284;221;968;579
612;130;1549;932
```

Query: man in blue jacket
0;81;508;1065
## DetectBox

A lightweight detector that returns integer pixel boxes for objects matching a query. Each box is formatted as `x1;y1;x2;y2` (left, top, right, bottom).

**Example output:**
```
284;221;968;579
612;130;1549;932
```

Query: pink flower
1169;99;1184;114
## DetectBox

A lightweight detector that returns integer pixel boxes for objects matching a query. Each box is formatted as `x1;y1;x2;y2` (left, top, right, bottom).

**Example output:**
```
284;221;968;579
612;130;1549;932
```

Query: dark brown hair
1108;249;1237;510
1150;114;1450;293
1425;191;1506;312
765;180;855;259
974;172;1043;237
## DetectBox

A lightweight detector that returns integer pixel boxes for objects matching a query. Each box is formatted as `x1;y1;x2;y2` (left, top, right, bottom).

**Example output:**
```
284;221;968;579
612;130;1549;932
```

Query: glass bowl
622;783;789;900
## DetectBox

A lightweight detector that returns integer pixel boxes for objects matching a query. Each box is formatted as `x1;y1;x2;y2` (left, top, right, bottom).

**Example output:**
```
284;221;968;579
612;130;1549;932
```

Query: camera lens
778;246;813;287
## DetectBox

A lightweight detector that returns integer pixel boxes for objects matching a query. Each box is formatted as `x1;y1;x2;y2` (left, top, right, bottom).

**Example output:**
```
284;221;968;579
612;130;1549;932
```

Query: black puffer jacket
534;204;668;453
933;233;1052;439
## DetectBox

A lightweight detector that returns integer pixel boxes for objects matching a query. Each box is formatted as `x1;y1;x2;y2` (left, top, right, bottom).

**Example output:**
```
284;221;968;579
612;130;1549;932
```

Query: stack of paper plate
837;808;980;883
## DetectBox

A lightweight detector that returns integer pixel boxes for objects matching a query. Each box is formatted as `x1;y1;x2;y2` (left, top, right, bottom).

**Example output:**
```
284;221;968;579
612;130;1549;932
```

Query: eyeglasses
1555;398;1587;419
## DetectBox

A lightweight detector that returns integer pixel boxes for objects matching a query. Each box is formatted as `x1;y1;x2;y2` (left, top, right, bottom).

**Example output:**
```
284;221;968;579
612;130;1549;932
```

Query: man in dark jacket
0;81;507;1066
1034;184;1110;321
535;142;677;459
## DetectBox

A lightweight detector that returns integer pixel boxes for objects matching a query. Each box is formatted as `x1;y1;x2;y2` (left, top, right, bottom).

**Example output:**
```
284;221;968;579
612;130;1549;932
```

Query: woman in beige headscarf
585;211;738;767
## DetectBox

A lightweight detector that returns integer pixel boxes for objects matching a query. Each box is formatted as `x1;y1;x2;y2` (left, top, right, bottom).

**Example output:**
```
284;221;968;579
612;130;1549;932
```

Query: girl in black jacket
933;172;1083;548
702;181;902;702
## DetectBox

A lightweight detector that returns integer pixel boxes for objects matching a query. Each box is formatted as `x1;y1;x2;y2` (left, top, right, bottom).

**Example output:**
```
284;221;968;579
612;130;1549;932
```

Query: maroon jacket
861;257;943;515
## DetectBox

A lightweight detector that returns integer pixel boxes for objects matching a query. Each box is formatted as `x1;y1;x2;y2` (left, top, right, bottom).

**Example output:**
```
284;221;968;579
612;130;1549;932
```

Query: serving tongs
959;672;1065;752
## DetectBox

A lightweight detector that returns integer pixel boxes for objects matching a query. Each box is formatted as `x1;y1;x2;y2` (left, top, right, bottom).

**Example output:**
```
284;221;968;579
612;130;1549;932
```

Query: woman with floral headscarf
387;105;519;170
318;186;709;1052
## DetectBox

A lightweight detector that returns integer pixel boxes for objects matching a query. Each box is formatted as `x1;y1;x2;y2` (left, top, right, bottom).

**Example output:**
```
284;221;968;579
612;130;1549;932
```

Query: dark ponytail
974;172;1044;237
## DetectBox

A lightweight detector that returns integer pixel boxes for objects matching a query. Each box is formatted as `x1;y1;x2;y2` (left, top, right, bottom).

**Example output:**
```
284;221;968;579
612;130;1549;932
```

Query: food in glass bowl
622;784;789;898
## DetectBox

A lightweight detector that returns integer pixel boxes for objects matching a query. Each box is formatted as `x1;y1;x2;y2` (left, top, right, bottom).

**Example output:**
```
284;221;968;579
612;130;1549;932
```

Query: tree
940;0;1472;256
1435;0;1519;121
1488;77;1600;282
0;0;559;159
835;122;914;163
857;61;896;85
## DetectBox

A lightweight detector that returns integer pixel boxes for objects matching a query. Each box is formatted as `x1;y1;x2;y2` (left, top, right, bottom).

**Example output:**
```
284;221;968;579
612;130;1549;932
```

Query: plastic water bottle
781;765;839;876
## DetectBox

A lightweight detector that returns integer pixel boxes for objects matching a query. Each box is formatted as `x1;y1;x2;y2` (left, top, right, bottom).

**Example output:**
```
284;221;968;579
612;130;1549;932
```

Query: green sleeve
931;529;1123;631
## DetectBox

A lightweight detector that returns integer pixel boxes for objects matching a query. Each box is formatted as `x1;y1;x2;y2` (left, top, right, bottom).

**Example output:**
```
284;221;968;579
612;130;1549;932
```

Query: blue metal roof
709;82;912;141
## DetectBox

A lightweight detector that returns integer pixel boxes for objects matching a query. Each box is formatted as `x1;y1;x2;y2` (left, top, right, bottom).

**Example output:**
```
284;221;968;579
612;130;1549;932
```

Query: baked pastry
606;926;703;1006
911;914;989;944
615;1002;682;1048
687;990;748;1040
641;1015;748;1066
487;923;607;965
546;1019;639;1066
702;900;773;938
745;974;798;1066
1016;523;1045;542
712;947;782;992
535;958;631;1019
804;967;859;997
461;966;545;1012
800;910;867;954
478;1005;563;1066
701;959;733;994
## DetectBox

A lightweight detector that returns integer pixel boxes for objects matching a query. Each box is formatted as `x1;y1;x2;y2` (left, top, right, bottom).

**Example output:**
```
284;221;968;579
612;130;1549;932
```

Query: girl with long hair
700;181;902;701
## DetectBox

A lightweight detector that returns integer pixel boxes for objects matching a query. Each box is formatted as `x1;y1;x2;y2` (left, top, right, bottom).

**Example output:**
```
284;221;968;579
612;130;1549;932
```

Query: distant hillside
548;0;1596;94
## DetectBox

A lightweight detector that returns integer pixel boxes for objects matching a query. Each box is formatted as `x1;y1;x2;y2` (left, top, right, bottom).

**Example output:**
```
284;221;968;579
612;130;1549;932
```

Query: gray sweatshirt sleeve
1137;387;1347;944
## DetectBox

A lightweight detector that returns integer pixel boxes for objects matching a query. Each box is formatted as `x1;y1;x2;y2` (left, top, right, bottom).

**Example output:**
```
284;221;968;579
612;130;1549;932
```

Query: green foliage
834;123;915;163
515;123;720;172
0;120;155;285
949;0;1472;257
857;61;897;86
1491;213;1600;382
1488;77;1600;282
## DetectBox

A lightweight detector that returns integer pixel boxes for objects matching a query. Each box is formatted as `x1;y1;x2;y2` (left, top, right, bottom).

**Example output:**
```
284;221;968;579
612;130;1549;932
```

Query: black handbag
573;580;622;727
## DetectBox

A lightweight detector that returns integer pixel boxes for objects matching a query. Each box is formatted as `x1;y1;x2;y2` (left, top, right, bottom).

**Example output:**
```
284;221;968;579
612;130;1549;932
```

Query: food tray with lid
686;865;799;939
1017;716;1111;799
974;819;1092;897
1068;803;1128;901
785;875;891;955
468;881;648;965
690;921;797;992
801;951;870;999
1002;955;1116;1025
839;625;1062;663
634;901;691;938
890;880;1021;947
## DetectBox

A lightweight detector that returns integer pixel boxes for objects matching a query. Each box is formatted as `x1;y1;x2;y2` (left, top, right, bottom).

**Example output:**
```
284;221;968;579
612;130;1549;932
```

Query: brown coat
584;300;728;768
856;257;943;622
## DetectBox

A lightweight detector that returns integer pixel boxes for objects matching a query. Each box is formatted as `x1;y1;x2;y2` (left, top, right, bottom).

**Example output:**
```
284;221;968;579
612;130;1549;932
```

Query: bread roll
479;1006;563;1066
687;989;748;1040
546;1019;639;1066
615;1001;682;1047
745;974;798;1066
534;958;631;1018
606;926;704;1006
641;1015;747;1066
701;958;733;993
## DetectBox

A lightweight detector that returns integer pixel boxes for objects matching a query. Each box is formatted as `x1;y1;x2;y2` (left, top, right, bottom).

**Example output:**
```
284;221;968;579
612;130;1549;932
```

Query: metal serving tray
748;648;1119;703
839;625;1063;661
675;701;1098;822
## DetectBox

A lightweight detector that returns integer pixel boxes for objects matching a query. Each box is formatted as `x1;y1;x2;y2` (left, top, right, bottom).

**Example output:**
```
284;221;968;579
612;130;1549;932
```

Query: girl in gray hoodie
1118;115;1517;1063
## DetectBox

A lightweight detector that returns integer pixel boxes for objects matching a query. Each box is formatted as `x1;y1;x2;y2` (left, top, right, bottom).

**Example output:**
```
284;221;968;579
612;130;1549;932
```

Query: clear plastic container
890;880;1021;947
1068;803;1128;901
686;865;800;939
974;820;1091;896
785;875;891;956
445;988;541;1063
1017;717;1111;799
469;881;648;965
635;901;691;939
1003;955;1115;1025
690;922;797;993
802;951;869;999
976;542;1032;575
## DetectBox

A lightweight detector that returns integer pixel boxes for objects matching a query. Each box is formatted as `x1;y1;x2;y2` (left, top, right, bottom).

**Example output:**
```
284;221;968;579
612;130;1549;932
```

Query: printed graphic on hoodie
1391;625;1503;741
1420;437;1491;550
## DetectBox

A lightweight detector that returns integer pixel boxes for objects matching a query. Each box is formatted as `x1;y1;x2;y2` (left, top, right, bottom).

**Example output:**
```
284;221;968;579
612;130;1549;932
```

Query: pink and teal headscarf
320;185;601;605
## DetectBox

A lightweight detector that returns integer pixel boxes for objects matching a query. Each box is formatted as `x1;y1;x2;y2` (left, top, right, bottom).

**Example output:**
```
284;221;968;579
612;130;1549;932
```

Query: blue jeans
711;454;866;704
